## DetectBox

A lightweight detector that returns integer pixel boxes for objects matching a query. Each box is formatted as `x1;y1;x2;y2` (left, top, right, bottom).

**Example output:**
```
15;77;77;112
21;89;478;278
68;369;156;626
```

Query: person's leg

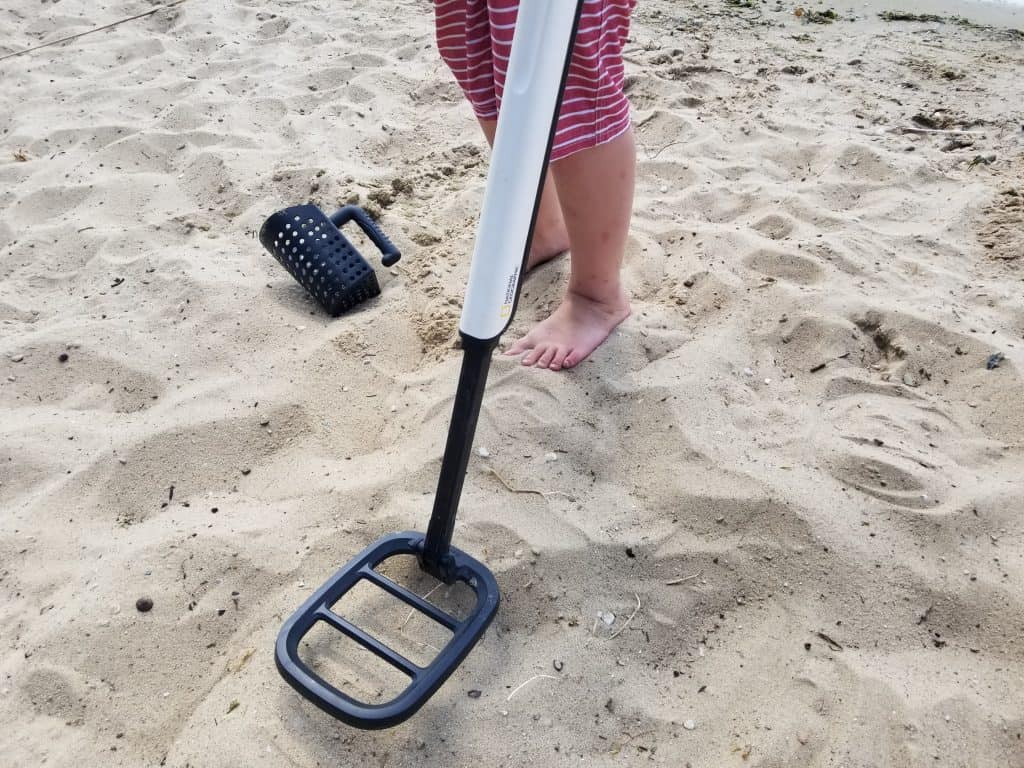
478;119;568;270
504;126;635;371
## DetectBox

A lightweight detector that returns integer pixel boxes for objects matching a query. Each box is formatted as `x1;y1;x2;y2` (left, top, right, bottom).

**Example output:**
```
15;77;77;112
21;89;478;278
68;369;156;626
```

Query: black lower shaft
419;335;496;582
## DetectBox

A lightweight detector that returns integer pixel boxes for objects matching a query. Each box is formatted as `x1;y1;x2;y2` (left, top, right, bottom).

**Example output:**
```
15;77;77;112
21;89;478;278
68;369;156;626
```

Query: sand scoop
272;0;586;729
260;203;401;315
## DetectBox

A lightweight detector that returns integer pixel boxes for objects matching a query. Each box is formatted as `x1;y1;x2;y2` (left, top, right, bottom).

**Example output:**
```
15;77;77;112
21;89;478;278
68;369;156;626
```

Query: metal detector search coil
275;532;499;729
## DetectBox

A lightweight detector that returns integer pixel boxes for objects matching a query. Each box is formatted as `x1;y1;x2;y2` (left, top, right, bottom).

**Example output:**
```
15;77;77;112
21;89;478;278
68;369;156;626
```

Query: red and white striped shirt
434;0;637;162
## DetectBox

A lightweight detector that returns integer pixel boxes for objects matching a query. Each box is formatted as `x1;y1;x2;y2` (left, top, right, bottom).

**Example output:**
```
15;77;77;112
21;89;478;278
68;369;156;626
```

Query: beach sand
1;0;1022;765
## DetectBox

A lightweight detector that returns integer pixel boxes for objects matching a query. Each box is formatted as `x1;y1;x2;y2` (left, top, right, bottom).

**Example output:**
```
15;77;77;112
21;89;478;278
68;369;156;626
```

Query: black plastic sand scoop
274;0;586;729
260;204;401;316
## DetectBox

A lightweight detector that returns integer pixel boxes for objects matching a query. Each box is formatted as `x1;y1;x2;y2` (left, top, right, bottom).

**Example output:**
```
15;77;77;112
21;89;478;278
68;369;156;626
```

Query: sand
1;0;1022;765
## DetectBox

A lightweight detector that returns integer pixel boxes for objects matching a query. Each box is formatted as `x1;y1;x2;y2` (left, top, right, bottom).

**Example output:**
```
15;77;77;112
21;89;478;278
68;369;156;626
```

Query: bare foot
504;287;631;370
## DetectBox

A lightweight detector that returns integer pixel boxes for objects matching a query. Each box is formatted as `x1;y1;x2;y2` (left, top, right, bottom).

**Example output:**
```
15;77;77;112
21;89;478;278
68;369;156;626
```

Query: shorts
434;0;637;162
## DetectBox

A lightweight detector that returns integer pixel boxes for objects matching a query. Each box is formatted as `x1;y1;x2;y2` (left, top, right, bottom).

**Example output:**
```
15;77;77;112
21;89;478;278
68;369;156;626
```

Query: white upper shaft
458;0;580;341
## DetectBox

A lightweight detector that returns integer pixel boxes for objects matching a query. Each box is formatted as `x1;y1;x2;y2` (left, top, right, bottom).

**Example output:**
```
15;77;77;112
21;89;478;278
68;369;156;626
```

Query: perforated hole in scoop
263;207;382;315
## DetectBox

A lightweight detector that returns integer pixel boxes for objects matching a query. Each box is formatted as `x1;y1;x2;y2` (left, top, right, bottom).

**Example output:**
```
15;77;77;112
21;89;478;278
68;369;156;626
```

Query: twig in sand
665;571;702;586
507;674;558;701
486;466;572;500
399;583;443;630
487;466;544;496
608;729;657;757
815;631;844;651
886;126;985;136
644;140;688;160
0;1;189;63
609;593;642;640
809;350;850;373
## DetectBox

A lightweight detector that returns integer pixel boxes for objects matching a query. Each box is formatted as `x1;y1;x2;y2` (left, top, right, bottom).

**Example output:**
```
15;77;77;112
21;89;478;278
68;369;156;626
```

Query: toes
562;349;579;369
534;345;557;369
550;346;571;371
504;334;534;356
521;344;546;366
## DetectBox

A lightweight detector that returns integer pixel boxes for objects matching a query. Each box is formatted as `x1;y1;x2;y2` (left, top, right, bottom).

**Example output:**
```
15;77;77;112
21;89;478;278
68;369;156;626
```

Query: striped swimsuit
434;0;638;162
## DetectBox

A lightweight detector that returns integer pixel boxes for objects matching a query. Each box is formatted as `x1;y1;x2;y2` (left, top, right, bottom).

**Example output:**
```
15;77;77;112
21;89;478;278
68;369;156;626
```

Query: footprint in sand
978;188;1023;262
751;213;796;241
255;16;291;39
743;248;824;285
0;344;164;413
829;452;939;509
21;667;86;722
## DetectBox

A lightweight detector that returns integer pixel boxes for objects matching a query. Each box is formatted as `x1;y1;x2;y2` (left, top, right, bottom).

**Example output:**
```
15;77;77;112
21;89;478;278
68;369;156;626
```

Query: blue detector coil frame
275;531;499;729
